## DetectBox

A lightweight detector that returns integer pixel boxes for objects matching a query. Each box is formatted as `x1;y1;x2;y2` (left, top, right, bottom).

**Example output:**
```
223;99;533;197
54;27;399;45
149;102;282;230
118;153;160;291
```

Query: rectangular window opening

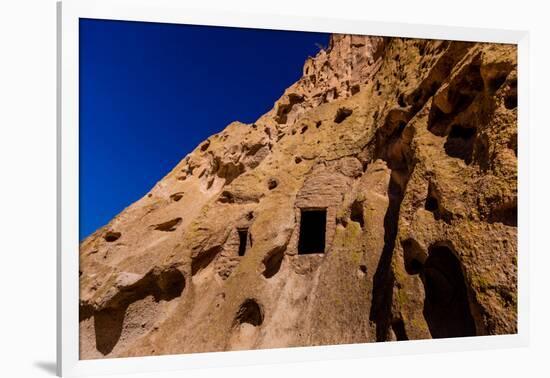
298;208;327;254
238;228;248;257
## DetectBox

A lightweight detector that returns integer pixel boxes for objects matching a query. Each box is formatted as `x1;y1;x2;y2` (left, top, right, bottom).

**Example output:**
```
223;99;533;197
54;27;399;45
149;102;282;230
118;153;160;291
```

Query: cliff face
79;34;518;359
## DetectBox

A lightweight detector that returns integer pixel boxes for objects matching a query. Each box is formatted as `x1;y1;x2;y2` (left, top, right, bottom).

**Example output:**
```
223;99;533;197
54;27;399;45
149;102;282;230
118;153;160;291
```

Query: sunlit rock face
79;34;518;359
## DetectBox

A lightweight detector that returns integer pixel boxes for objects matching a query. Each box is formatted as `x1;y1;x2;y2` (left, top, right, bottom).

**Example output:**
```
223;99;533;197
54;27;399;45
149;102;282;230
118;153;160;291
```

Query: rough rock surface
79;34;518;359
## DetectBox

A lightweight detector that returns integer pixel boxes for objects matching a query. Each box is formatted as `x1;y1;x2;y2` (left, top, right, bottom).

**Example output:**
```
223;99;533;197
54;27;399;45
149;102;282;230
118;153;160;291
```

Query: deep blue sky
79;18;329;240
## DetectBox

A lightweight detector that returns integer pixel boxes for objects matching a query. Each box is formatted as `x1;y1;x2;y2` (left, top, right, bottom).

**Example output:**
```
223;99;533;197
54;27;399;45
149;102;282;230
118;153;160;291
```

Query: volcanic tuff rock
79;34;518;359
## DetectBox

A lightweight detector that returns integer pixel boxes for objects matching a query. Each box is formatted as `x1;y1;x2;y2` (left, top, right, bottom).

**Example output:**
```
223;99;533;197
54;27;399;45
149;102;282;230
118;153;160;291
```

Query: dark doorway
422;245;476;338
298;209;327;254
238;228;248;257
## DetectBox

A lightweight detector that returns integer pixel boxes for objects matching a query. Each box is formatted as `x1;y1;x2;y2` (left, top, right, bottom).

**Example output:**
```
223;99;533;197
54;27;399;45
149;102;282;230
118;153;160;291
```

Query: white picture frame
57;0;530;376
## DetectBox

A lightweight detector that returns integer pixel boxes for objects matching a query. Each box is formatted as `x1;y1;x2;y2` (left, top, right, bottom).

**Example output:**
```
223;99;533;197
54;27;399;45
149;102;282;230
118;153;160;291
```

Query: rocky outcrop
79;34;517;359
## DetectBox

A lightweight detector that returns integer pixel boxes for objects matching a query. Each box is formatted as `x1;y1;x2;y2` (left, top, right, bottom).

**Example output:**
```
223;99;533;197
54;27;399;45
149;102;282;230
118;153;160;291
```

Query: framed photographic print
57;0;529;376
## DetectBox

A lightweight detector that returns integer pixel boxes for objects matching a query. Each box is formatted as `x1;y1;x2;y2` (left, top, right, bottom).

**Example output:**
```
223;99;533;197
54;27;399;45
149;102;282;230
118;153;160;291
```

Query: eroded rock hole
104;231;121;243
170;192;184;202
191;246;221;275
200;140;210;152
262;246;285;278
267;178;278;190
489;201;517;227
505;93;517;110
504;79;517;110
156;268;186;300
488;73;507;92
334;107;353;124
154;217;182;232
424;184;439;213
298;209;327;254
350;200;365;229
397;93;406;107
218;191;234;203
444;124;477;163
295;157;302;164
427;104;449;136
425;195;438;212
235;299;263;327
91;268;185;355
238;228;248;257
422;245;476;338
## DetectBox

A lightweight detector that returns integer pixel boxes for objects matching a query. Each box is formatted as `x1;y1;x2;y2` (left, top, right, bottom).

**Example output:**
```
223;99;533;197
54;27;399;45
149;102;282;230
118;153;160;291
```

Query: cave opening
350;200;365;229
298;209;327;254
238;228;248;257
334;107;353;124
444;124;477;163
235;299;263;326
422;245;476;339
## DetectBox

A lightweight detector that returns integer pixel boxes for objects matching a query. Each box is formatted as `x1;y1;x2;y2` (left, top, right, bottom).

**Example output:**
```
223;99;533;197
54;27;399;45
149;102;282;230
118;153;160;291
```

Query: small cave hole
295;156;302;164
489;202;517;227
298;209;327;254
301;125;308;134
351;84;360;95
444;124;477;163
170;192;184;202
191;246;221;275
154;217;182;232
235;299;263;327
397;93;406;107
218;191;235;203
350;200;365;229
425;196;438;212
425;184;439;212
488;73;508;92
90;267;185;356
238;228;249;257
505;94;517;110
156;268;186;301
267;178;278;190
427;104;449;136
334;107;353;124
245;211;254;221
200;140;210;152
104;231;121;243
262;247;285;279
315;120;322;128
504;78;518;110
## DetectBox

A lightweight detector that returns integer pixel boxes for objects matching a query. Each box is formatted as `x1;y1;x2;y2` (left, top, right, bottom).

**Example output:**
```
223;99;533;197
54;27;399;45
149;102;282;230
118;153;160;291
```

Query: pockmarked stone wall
79;34;518;359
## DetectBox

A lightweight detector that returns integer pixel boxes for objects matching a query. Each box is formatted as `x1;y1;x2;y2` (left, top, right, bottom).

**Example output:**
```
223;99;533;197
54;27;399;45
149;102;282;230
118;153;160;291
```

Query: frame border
58;0;530;376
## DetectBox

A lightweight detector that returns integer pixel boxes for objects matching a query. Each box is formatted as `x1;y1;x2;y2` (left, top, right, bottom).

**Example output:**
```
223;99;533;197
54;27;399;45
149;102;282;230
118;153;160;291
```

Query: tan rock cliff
79;34;517;359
